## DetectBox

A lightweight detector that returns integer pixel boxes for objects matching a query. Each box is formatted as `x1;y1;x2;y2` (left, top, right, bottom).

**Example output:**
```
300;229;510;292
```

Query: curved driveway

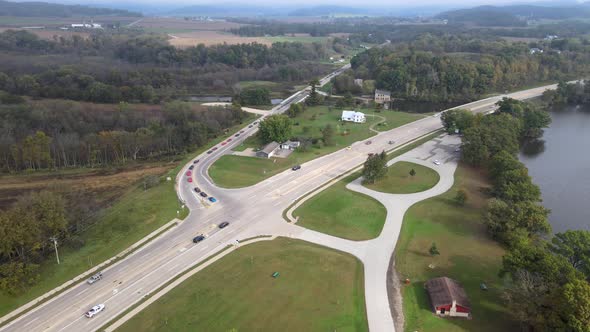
0;80;562;332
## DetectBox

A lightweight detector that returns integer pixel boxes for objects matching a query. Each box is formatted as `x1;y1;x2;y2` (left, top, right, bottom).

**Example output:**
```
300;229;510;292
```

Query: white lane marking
23;317;39;327
272;200;283;207
75;288;89;297
167;264;180;272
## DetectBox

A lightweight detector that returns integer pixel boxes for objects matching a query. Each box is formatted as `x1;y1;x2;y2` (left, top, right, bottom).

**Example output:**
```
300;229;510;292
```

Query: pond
519;105;590;233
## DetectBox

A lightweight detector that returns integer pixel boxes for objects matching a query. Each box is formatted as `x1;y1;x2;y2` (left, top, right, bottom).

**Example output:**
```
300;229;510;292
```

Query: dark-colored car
218;222;230;229
193;159;200;164
208;197;217;203
212;147;218;151
248;125;253;128
292;165;301;171
207;150;213;154
200;192;208;197
253;121;259;125
188;165;194;170
194;187;201;193
234;134;240;137
193;235;205;243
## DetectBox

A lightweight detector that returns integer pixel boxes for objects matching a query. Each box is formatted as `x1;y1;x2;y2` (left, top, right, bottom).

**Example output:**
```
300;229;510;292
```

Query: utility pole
50;237;60;265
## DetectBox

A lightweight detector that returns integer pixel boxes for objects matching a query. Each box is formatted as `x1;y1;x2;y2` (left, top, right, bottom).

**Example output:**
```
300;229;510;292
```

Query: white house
341;110;366;123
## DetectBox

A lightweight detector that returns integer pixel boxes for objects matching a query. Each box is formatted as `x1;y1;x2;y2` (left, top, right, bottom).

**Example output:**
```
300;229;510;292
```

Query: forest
339;34;590;103
0;30;333;103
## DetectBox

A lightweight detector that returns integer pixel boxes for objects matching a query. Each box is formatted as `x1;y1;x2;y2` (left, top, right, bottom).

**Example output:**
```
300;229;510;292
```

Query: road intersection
0;75;560;331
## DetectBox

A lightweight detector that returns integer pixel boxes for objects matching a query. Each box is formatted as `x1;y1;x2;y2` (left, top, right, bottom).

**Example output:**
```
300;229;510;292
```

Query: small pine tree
409;168;416;177
455;189;468;206
429;242;440;256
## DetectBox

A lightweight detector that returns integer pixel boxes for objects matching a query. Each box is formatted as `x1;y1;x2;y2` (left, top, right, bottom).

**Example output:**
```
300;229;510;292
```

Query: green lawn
396;164;518;332
294;173;386;241
265;36;330;44
116;237;368;332
365;161;440;194
0;117;255;319
369;110;425;132
210;106;423;188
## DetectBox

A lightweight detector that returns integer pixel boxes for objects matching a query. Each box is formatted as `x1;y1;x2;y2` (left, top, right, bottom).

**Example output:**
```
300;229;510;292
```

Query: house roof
375;89;390;96
260;141;280;154
342;110;365;117
425;277;470;309
282;140;300;146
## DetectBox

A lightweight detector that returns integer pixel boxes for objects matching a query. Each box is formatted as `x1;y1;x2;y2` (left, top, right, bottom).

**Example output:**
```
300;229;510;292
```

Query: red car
186;170;192;176
221;142;227;146
187;177;193;183
227;138;232;142
212;147;218;151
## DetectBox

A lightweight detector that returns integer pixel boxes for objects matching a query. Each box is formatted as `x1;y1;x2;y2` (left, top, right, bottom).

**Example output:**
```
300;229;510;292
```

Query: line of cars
192;221;230;243
206;121;259;155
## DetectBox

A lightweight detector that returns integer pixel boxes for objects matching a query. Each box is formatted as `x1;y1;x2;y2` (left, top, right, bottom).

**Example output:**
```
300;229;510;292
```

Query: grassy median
116;238;368;332
210;106;424;188
364;161;440;194
294;172;386;241
396;164;517;332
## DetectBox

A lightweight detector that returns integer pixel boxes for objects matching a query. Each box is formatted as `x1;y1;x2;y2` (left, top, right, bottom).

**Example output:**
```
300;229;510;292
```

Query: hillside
0;0;141;17
437;3;590;26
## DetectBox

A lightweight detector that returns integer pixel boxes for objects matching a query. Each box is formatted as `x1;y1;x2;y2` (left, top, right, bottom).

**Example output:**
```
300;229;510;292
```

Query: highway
0;75;560;331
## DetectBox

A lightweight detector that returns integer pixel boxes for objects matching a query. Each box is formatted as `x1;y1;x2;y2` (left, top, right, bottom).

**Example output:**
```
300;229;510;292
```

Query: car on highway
194;187;201;193
248;125;253;128
253;121;259;125
365;140;372;145
221;142;227;146
188;165;194;170
240;130;245;133
187;177;193;183
86;271;103;284
186;170;192;176
218;222;229;229
227;138;232;142
234;134;240;137
193;235;205;243
292;165;301;171
212;147;218;151
433;160;441;165
85;304;105;318
388;140;395;145
200;192;208;197
207;150;213;154
193;159;200;164
208;197;217;203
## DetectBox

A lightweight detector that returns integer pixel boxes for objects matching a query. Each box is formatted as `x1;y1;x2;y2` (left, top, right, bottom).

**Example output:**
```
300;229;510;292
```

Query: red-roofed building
425;277;471;318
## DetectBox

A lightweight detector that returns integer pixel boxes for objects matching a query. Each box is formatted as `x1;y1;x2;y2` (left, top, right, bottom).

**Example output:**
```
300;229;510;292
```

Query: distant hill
288;6;370;17
437;3;590;26
166;5;286;17
0;0;142;17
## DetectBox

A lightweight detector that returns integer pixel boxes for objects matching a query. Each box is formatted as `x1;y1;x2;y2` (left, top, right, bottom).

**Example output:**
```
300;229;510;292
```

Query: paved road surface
0;78;561;331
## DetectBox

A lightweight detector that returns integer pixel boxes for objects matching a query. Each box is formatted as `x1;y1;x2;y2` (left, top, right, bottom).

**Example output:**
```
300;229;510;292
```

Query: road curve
0;78;563;332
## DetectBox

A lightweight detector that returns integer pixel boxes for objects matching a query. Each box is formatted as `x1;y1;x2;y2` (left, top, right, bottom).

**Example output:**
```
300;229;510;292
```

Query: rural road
0;74;563;332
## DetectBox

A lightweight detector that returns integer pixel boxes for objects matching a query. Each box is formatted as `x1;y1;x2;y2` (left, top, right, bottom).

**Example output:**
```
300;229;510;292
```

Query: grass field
294;172;386;240
396;164;518;332
116;238;368;332
0;117;254;318
365;161;440;194
210;106;423;188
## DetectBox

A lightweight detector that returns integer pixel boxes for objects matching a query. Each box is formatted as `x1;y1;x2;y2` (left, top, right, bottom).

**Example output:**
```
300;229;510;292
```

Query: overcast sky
35;0;585;6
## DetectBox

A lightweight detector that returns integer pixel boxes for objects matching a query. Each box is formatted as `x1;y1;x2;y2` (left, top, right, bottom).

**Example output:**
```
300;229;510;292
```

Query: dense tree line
0;0;141;17
542;80;590;105
234;87;271;106
443;100;590;330
345;35;590;103
0;30;332;103
0;100;248;171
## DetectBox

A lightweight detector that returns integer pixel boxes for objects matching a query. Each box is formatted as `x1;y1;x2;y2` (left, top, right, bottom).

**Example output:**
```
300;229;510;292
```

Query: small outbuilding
425;277;471;318
280;140;300;150
256;141;280;159
341;110;366;123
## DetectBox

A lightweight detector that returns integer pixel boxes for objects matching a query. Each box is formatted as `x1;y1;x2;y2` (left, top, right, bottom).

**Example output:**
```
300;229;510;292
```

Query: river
519;105;590;233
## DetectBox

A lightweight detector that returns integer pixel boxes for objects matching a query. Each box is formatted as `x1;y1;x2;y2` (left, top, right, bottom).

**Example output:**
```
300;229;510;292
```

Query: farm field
116;237;368;332
0;16;138;27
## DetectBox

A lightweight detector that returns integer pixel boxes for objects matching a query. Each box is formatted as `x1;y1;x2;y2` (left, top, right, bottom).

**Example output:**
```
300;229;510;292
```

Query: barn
425;277;471;318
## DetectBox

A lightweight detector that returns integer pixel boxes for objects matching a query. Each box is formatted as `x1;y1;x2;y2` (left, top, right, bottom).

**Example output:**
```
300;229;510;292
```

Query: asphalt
0;77;563;331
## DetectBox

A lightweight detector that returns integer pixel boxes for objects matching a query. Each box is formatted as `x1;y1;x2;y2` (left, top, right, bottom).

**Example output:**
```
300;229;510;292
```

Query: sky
31;0;585;6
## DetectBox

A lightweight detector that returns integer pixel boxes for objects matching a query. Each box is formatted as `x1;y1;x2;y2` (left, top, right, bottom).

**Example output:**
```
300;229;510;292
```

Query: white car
433;160;441;165
85;304;105;318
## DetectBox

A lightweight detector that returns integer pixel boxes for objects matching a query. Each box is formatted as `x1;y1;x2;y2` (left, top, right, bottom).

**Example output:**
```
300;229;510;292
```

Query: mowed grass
210;106;423;188
396;164;518;332
369;110;425;132
294;172;386;240
365;161;440;194
0;118;254;318
116;238;368;332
